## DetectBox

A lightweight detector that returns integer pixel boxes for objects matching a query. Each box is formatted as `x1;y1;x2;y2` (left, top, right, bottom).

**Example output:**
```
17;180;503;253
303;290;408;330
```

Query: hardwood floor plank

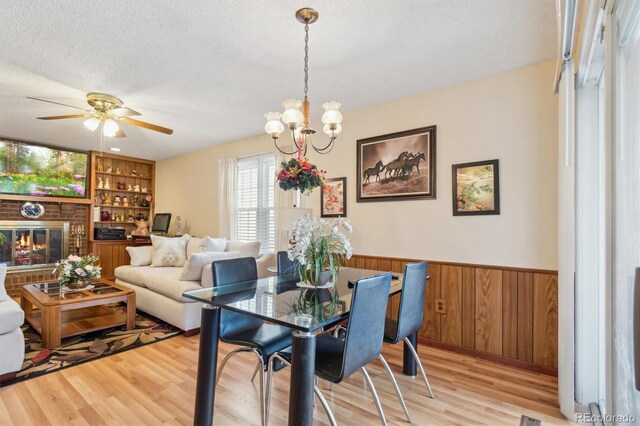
0;333;569;425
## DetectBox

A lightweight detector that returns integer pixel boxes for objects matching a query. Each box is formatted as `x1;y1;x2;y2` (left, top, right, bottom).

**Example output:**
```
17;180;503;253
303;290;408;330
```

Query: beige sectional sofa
114;235;275;333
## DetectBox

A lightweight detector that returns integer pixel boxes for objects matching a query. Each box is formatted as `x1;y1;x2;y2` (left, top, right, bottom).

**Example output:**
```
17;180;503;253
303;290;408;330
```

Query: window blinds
236;154;276;253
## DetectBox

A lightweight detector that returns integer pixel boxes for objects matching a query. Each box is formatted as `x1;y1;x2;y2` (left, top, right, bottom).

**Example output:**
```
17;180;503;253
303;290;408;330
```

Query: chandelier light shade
264;8;342;156
83;117;100;131
102;119;120;137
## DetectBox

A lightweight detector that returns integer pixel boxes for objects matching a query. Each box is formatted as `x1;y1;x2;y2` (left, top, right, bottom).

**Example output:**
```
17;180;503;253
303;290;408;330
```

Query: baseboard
420;337;558;376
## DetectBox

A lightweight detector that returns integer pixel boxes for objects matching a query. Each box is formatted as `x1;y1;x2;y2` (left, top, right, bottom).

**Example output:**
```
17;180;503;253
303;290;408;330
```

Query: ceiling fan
27;92;173;138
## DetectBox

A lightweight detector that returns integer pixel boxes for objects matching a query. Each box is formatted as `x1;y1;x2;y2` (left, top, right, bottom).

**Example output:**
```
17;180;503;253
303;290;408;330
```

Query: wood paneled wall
344;254;558;375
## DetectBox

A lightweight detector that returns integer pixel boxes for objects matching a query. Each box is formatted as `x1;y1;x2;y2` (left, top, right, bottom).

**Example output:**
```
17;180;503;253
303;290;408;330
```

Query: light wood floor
0;334;570;425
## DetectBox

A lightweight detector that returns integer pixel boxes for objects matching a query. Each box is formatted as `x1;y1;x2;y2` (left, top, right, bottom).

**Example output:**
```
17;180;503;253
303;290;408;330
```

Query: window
236;153;276;253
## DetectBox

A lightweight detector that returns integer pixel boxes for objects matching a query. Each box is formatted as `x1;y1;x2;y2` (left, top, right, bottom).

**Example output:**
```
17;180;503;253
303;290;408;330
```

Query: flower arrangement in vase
287;216;352;287
53;254;101;289
277;157;325;195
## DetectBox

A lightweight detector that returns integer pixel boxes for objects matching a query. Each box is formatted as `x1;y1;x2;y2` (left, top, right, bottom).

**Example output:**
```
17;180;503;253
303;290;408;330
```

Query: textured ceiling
0;0;556;160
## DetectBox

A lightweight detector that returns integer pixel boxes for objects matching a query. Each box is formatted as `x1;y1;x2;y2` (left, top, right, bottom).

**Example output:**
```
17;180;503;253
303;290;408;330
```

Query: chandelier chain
303;22;309;99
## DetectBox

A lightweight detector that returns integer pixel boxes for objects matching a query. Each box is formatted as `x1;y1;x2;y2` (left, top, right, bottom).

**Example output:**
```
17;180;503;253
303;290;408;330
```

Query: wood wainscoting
344;254;558;375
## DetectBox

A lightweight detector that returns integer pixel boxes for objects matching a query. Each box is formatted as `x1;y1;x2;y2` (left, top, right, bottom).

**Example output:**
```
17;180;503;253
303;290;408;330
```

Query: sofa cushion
126;246;153;266
186;237;204;259
0;299;25;334
226;241;260;258
151;235;189;267
143;271;203;303
201;236;227;253
179;251;243;281
115;265;153;287
0;264;7;302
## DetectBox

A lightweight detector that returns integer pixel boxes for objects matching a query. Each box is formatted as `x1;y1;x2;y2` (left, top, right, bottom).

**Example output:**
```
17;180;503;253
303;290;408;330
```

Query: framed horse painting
356;125;436;202
321;177;347;217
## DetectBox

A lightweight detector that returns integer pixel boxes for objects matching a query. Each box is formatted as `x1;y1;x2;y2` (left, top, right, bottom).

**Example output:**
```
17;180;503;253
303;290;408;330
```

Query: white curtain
274;146;298;252
218;157;238;240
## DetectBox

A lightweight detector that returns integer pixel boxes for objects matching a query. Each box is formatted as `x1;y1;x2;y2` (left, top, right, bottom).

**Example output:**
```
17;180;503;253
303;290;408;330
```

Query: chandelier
264;8;343;156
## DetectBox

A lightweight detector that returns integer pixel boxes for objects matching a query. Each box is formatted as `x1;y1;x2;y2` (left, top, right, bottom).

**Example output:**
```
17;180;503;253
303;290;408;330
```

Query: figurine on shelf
110;213;116;221
117;182;126;190
141;194;151;208
106;166;113;173
133;185;141;192
101;211;110;222
127;184;133;192
174;216;185;236
97;177;103;189
127;210;135;222
115;167;122;174
96;159;103;172
138;170;145;177
131;169;138;177
132;195;141;207
100;192;111;205
104;178;111;189
141;186;148;193
132;219;150;236
120;214;125;222
122;195;129;207
113;195;121;206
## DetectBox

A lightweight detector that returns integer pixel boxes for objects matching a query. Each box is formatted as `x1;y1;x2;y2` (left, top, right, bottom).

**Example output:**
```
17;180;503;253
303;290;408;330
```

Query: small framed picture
321;177;347;217
452;159;500;216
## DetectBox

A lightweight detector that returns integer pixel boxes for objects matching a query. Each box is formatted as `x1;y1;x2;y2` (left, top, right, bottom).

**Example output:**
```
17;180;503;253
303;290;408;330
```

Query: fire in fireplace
0;221;69;272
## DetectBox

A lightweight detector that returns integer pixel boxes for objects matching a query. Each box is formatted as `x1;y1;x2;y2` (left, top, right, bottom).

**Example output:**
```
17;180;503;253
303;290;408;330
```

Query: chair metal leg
251;361;261;382
403;337;434;398
361;366;387;426
314;384;338;426
378;354;411;422
216;347;257;386
259;359;267;426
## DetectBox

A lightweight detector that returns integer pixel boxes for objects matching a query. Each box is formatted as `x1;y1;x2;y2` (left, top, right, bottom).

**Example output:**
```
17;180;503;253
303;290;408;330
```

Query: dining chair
211;257;295;426
382;260;434;398
268;272;393;426
276;250;297;276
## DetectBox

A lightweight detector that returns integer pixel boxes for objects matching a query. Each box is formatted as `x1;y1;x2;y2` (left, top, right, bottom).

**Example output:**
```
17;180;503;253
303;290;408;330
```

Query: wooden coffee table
21;279;136;349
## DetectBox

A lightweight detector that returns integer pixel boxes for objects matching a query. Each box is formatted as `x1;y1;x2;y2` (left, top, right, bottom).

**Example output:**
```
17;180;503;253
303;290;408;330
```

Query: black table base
194;305;221;426
402;332;418;376
288;330;317;426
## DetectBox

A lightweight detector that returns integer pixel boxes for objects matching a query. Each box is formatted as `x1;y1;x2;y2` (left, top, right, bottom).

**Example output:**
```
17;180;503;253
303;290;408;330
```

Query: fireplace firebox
0;221;69;272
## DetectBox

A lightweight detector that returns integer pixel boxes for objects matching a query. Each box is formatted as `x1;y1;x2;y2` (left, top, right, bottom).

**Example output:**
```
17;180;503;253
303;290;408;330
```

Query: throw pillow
186;237;204;259
200;236;227;253
179;251;243;281
126;246;154;267
226;241;261;258
0;264;7;302
150;235;189;267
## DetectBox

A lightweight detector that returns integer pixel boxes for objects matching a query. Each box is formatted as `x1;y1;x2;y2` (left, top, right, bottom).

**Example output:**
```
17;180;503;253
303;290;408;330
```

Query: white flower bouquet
53;254;101;286
288;216;353;286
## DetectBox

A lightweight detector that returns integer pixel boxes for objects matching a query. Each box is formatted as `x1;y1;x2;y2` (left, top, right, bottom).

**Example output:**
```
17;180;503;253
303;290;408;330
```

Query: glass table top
183;267;403;332
33;281;124;300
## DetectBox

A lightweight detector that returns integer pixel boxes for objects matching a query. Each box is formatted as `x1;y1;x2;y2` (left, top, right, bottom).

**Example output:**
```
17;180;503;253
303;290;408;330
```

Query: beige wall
156;60;558;270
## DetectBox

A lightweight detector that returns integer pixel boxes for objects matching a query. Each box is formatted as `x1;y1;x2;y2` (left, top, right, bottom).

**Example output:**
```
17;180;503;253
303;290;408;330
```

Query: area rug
3;307;181;386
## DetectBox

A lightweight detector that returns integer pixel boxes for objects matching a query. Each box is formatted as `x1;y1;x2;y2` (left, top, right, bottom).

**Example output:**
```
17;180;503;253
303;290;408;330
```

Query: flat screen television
0;139;88;198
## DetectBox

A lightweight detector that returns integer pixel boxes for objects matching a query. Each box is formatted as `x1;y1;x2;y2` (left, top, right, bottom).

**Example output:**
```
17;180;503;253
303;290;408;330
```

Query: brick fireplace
0;199;88;297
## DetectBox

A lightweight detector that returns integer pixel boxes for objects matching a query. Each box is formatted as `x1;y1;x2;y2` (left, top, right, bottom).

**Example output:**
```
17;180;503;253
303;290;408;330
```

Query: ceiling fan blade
112;107;141;116
27;97;87;111
112;127;127;138
121;117;173;135
36;114;88;120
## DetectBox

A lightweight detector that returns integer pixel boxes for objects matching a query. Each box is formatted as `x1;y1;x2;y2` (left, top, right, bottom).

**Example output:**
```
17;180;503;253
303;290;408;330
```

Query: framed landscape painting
356;126;436;202
321;177;346;217
452;159;500;216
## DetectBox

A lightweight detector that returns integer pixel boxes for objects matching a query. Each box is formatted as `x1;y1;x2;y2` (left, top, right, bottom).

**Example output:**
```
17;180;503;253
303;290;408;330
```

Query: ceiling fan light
83;117;100;131
103;119;119;137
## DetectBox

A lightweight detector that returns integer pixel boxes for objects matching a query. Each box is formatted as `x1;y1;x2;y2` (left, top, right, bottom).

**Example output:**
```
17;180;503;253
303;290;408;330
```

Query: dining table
183;266;422;426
